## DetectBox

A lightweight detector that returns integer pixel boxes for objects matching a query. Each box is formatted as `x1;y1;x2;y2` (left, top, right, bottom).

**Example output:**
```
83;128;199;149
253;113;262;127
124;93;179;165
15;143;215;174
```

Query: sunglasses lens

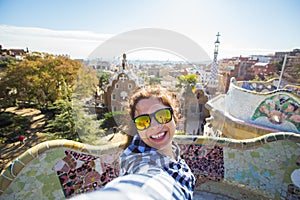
133;108;173;131
134;115;151;130
155;108;172;124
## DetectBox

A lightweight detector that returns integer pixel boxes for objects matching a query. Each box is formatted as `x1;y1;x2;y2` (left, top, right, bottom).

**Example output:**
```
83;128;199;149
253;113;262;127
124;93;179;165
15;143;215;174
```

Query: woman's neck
158;143;175;160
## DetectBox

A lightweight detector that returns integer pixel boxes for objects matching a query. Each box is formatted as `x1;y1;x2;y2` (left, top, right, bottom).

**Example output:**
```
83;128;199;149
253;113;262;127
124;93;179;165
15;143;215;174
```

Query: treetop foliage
0;53;94;108
177;74;198;88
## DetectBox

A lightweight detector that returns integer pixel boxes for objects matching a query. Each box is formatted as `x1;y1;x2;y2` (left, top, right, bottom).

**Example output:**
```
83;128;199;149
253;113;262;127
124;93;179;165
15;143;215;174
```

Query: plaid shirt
119;135;195;200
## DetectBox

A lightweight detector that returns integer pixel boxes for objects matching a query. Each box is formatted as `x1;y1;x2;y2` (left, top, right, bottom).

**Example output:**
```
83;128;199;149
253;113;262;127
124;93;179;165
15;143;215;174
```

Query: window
197;92;201;99
120;91;128;101
128;84;132;89
112;94;116;100
115;84;119;89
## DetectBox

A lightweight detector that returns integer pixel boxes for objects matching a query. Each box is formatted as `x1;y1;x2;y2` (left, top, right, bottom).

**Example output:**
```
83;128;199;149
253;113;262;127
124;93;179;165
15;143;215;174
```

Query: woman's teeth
151;132;166;139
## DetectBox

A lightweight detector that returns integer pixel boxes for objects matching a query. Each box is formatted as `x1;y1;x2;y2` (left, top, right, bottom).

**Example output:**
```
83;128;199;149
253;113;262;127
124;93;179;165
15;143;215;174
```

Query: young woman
119;86;195;199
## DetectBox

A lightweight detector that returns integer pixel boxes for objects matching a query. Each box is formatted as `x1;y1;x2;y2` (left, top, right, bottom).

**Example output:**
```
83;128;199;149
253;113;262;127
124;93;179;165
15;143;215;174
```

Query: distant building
250;55;272;63
184;65;211;84
147;65;161;77
286;49;300;68
252;62;275;77
160;75;178;90
273;49;300;64
0;45;28;60
95;61;111;71
219;56;258;92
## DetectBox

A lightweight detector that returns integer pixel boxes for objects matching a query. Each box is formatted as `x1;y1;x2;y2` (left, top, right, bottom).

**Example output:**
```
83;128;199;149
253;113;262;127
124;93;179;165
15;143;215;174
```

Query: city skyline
1;0;300;60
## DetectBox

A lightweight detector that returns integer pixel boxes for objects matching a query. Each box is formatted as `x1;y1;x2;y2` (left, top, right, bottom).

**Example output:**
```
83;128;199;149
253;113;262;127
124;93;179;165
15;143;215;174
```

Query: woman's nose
149;116;162;129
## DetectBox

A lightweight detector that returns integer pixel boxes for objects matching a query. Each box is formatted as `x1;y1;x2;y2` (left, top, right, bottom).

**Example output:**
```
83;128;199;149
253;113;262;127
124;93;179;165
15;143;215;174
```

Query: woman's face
134;97;176;151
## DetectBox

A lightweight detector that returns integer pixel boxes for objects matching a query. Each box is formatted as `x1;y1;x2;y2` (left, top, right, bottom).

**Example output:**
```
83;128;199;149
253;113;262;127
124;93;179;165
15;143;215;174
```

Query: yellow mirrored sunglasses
133;107;173;131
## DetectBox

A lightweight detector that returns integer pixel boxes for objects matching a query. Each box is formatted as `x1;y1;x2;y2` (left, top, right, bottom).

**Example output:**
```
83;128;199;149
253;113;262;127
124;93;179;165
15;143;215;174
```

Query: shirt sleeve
102;171;185;200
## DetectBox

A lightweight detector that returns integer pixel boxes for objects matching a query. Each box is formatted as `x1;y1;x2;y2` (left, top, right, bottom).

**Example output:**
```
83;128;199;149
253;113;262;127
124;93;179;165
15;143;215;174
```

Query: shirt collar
123;135;180;160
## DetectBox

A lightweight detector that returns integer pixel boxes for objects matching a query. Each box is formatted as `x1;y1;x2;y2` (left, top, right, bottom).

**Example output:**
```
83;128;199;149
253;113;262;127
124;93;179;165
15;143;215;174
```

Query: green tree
97;71;111;89
177;74;198;87
0;56;17;69
73;65;99;100
45;99;79;140
45;65;100;142
0;53;82;108
99;111;128;130
72;100;105;144
71;66;104;144
149;77;162;85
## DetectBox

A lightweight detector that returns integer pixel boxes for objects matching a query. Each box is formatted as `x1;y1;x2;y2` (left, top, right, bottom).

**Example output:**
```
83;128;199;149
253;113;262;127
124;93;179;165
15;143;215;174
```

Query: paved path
194;191;235;200
0;107;47;173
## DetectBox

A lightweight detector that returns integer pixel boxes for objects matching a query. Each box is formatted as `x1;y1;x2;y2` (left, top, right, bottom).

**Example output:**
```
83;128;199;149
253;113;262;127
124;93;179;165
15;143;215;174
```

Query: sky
0;0;300;61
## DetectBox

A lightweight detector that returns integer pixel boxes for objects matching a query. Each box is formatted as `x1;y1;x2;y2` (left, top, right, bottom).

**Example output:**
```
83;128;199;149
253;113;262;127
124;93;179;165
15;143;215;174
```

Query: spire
122;53;126;70
211;32;220;80
214;32;220;56
215;32;220;45
208;32;221;96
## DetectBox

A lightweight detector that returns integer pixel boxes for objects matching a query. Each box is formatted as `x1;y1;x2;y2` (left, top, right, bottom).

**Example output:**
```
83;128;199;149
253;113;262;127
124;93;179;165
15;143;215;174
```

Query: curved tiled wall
0;132;299;199
209;78;300;134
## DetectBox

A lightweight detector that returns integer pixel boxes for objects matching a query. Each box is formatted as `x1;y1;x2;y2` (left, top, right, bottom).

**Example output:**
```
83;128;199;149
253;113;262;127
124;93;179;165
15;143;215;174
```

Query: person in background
18;135;25;144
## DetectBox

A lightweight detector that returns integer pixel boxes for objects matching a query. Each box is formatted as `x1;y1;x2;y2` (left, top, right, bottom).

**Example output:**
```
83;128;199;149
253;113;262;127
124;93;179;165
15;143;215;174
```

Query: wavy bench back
0;133;299;199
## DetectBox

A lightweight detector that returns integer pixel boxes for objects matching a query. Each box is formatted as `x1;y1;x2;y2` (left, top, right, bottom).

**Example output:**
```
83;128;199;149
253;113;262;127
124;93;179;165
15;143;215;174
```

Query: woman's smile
150;131;166;139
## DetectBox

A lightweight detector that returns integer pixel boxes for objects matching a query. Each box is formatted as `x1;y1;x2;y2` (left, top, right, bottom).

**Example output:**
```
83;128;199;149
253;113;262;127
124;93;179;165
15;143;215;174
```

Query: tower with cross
207;32;221;96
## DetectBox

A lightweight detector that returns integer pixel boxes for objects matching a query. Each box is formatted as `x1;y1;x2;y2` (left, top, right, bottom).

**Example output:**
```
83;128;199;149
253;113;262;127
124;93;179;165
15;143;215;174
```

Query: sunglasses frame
133;107;173;131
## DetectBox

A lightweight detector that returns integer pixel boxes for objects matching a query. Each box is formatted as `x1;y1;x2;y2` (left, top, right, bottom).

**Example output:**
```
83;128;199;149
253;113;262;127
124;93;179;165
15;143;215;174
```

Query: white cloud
1;25;290;61
0;25;113;59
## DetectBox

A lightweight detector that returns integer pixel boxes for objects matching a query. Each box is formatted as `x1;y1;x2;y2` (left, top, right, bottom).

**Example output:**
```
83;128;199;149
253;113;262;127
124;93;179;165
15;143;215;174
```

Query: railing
284;84;300;96
235;78;299;96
